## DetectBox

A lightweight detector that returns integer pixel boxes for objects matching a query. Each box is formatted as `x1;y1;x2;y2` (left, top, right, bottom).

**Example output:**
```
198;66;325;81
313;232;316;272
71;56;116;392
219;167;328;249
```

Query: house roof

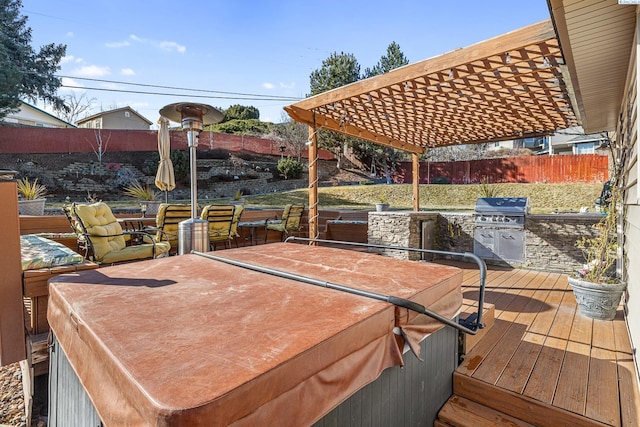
7;101;76;128
548;0;637;134
77;106;153;125
285;20;578;154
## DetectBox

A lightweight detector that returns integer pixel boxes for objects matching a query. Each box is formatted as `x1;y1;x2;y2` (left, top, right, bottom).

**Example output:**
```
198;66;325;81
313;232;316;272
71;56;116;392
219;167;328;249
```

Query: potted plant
568;181;626;320
375;194;389;212
17;177;47;215
123;180;161;216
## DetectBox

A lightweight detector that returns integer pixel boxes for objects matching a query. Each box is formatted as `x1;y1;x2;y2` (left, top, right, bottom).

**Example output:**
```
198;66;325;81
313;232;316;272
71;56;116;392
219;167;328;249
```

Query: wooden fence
397;154;609;184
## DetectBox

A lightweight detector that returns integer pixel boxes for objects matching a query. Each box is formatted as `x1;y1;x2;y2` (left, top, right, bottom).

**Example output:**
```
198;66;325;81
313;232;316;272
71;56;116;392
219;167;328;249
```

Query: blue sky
22;0;551;126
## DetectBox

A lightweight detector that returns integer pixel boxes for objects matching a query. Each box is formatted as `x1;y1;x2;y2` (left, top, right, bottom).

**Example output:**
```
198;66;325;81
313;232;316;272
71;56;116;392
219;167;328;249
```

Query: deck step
447;373;611;427
437;395;535;427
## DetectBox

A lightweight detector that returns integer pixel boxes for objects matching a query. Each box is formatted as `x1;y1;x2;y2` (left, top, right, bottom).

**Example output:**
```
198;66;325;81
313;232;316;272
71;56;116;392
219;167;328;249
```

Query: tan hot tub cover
48;243;462;426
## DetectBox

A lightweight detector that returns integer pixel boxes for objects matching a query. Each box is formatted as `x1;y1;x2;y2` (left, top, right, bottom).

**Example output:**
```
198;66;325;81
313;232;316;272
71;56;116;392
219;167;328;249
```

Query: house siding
619;11;640;380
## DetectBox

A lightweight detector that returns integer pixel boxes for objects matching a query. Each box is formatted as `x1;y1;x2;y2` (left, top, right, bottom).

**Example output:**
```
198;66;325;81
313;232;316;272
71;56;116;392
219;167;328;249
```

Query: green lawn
67;182;604;214
244;183;604;214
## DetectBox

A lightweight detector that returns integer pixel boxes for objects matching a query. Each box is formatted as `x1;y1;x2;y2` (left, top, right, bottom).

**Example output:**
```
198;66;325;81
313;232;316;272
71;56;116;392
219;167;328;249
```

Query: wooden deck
436;262;640;427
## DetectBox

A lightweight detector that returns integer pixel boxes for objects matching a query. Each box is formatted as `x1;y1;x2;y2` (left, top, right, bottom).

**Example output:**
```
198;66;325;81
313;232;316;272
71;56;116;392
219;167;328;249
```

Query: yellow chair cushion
75;203;127;261
156;204;193;248
200;205;234;243
230;205;244;238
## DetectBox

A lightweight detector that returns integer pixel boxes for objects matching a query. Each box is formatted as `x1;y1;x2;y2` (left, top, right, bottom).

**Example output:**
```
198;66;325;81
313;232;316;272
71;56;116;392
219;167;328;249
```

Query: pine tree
0;0;67;119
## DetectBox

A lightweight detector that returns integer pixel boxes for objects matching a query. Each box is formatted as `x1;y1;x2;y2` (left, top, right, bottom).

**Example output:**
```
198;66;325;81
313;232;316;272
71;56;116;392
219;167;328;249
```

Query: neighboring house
486;127;607;155
540;126;608;155
76;106;152;130
1;101;76;128
486;137;547;153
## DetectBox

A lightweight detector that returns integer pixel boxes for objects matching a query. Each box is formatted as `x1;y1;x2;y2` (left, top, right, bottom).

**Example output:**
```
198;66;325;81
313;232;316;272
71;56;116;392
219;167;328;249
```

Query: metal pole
187;129;198;219
284;236;487;333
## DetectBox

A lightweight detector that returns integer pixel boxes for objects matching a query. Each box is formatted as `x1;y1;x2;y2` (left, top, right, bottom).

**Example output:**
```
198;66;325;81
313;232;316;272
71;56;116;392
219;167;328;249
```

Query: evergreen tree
0;0;67;119
223;104;260;121
309;52;360;96
362;42;411;179
308;52;361;168
363;42;410;78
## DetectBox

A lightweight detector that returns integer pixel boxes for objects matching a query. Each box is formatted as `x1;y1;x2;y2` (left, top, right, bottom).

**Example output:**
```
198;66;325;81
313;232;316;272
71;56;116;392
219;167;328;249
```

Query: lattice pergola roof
285;20;577;154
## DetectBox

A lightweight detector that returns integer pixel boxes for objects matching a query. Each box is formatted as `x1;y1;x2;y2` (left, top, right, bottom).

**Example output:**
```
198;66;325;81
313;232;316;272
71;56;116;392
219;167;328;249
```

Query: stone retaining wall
368;211;602;274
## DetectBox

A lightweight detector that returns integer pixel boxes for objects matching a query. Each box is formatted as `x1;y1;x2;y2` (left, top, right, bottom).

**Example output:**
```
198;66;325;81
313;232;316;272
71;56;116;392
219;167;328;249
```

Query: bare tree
85;129;111;166
55;92;96;124
267;114;310;162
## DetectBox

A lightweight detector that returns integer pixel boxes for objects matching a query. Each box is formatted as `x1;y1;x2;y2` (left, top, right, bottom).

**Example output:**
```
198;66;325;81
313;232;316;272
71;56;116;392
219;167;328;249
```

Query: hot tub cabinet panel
47;243;463;426
49;323;457;427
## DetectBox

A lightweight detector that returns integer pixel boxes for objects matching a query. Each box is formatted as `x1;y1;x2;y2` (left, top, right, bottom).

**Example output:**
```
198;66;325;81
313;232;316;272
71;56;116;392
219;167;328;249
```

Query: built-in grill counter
47;243;464;426
473;197;529;263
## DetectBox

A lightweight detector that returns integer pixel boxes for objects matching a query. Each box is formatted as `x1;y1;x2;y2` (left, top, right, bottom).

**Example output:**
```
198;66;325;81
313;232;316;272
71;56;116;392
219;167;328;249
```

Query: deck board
445;261;640;427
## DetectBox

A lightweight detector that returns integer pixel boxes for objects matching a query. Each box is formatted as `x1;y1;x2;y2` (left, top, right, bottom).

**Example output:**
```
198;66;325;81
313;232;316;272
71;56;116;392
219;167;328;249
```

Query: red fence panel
398;154;609;184
0;127;335;160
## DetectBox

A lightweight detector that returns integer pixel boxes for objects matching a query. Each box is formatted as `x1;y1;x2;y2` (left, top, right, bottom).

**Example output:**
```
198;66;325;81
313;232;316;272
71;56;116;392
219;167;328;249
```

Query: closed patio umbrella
155;117;175;202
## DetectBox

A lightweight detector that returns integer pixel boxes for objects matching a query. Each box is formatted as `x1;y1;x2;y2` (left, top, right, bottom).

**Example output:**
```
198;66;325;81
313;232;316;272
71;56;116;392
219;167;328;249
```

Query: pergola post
412;152;420;211
308;124;319;243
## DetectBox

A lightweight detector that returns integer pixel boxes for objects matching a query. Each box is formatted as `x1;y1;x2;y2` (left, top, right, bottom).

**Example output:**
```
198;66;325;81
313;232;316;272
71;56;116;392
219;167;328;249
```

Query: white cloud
128;34;185;53
61;77;81;86
74;65;110;77
66;32;74;38
262;82;275;90
280;82;296;90
105;40;131;48
121;68;136;76
59;77;85;93
158;41;186;53
60;55;75;64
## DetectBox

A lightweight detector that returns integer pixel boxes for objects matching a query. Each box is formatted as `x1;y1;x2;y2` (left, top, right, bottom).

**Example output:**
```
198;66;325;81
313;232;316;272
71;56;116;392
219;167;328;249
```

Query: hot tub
47;243;463;426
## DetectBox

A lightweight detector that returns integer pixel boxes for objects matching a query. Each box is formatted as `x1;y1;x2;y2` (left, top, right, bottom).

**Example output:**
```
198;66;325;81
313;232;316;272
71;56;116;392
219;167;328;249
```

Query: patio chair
264;204;305;243
66;202;170;265
200;205;235;250
155;203;193;254
229;205;245;247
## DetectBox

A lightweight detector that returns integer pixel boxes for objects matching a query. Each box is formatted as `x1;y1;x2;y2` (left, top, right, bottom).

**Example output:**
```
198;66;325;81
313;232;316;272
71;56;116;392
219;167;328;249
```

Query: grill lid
474;197;529;216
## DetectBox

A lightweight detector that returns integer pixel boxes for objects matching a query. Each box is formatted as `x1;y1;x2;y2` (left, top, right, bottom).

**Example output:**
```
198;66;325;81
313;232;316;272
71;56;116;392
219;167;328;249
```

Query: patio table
237;219;268;245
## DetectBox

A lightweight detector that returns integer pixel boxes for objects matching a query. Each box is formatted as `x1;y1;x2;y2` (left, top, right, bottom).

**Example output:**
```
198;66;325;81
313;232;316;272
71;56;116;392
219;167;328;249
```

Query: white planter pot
18;198;46;215
375;203;389;212
568;276;626;321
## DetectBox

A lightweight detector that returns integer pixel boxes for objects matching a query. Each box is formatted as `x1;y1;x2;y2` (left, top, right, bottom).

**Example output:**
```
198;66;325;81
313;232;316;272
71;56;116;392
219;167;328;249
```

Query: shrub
122;180;159;201
17;177;47;200
277;157;304;180
171;150;190;183
478;178;501;197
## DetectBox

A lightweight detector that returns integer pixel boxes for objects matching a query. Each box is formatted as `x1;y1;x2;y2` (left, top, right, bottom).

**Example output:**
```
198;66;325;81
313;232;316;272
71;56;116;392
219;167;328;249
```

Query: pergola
284;20;578;239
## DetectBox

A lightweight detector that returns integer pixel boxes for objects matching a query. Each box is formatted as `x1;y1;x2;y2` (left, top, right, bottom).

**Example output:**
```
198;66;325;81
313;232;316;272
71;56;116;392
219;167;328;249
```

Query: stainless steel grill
473;198;529;263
